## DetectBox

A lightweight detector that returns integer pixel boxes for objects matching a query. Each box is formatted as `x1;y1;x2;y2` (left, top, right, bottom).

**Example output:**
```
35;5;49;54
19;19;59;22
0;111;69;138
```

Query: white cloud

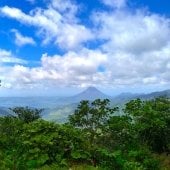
50;0;78;14
93;10;170;54
0;49;108;89
105;45;170;85
1;45;170;91
11;29;36;47
101;0;127;8
0;49;26;64
89;7;170;86
0;2;94;50
0;1;170;93
0;49;27;89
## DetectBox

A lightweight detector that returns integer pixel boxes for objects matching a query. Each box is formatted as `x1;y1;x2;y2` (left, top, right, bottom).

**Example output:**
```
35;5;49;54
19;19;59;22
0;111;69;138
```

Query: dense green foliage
11;107;43;123
0;97;169;169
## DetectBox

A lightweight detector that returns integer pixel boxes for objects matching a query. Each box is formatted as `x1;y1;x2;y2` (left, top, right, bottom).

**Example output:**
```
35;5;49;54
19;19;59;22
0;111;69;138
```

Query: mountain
112;92;140;104
41;87;110;122
0;88;169;123
58;87;110;105
137;89;170;99
70;86;110;101
0;107;15;117
112;89;170;104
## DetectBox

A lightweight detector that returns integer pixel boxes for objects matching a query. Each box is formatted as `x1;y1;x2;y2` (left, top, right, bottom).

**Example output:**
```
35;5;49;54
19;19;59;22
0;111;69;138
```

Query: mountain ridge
72;86;110;100
0;88;170;122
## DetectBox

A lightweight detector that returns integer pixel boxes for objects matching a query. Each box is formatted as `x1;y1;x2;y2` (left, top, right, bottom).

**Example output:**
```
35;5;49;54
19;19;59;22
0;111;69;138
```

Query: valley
1;87;170;122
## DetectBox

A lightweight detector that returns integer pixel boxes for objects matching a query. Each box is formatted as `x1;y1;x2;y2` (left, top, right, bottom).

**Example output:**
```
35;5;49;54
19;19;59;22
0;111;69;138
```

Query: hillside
137;89;170;99
0;107;15;117
111;89;170;104
0;88;170;122
70;86;110;100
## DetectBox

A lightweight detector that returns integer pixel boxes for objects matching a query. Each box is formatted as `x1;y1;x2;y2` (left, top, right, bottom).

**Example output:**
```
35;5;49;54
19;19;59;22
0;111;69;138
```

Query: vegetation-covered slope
0;97;169;169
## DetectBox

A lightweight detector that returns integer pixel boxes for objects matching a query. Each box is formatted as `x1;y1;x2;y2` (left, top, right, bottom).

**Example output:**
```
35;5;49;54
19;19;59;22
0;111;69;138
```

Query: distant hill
0;88;170;122
72;86;110;101
136;89;170;99
59;86;110;104
0;107;15;117
112;92;140;104
42;103;77;123
112;89;170;104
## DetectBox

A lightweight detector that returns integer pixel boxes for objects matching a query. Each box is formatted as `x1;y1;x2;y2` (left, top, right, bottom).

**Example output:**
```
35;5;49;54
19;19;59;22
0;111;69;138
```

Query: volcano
72;86;109;101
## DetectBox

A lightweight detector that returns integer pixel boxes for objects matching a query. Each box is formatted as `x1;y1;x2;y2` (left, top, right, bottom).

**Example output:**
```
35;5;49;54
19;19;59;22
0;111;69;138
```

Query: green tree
69;99;118;167
69;99;118;142
0;116;25;169
125;97;170;153
11;107;43;123
20;120;89;168
105;115;135;150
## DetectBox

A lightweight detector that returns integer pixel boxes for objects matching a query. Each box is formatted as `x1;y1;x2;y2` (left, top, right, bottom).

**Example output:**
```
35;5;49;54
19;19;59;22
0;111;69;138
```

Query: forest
0;97;169;170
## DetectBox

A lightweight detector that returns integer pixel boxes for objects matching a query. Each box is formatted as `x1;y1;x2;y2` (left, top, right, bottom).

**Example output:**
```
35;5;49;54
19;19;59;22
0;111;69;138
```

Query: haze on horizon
0;0;170;97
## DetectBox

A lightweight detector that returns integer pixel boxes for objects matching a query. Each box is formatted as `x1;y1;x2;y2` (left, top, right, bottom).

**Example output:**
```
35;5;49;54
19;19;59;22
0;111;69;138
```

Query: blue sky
0;0;170;96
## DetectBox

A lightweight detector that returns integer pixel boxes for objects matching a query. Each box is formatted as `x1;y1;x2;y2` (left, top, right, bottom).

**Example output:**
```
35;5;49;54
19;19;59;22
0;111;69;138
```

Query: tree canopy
0;97;169;169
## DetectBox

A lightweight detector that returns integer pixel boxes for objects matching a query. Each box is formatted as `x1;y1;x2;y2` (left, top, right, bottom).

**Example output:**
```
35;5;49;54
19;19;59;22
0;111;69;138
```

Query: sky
0;0;170;96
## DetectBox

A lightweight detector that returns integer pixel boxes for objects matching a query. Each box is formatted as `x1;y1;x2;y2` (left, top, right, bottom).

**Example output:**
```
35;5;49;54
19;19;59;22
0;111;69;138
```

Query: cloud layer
0;1;93;50
0;0;170;93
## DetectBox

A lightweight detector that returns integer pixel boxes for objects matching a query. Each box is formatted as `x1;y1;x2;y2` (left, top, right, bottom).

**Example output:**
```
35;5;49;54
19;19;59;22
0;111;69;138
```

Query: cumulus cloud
1;45;170;90
105;45;170;85
50;0;78;14
0;49;27;88
1;49;107;89
92;10;170;54
0;0;170;92
0;1;94;50
11;29;36;47
89;7;170;86
101;0;127;8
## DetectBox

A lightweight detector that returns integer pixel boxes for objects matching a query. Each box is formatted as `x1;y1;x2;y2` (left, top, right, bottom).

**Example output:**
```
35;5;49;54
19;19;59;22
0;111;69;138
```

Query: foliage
103;115;135;150
69;99;118;129
11;106;43;123
0;98;169;169
69;99;118;144
125;97;170;153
